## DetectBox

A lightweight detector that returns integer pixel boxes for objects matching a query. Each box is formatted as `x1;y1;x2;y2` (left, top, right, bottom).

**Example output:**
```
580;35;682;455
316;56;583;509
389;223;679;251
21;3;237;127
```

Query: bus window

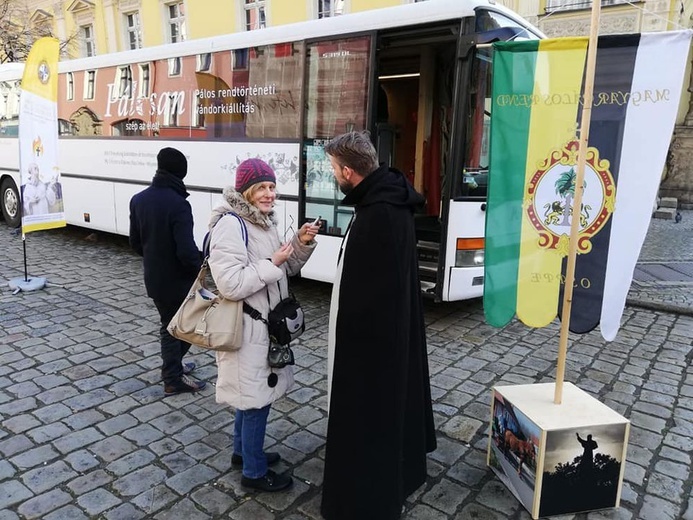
59;43;303;140
0;81;19;136
197;43;303;139
303;36;371;236
455;46;492;199
475;10;540;41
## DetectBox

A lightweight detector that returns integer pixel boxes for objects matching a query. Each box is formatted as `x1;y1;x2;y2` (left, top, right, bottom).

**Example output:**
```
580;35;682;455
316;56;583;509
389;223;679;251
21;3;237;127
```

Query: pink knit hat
235;158;276;193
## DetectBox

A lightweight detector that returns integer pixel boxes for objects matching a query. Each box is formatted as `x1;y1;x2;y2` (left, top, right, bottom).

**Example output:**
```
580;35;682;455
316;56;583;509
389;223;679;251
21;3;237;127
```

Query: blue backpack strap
203;211;248;258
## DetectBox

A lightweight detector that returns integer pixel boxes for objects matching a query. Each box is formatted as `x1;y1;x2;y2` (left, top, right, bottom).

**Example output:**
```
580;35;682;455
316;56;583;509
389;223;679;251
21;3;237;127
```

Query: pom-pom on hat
157;147;187;179
235;158;276;193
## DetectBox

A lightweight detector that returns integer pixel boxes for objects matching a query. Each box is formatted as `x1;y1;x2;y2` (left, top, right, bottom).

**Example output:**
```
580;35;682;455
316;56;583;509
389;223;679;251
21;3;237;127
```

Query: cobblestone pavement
0;215;691;520
628;209;693;315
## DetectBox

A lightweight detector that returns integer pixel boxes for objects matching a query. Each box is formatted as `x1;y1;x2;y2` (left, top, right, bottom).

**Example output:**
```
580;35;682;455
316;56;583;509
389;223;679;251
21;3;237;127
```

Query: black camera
268;343;295;369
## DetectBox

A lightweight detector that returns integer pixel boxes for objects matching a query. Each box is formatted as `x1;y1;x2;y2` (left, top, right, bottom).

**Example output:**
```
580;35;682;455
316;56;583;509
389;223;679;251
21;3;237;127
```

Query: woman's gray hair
324;131;379;176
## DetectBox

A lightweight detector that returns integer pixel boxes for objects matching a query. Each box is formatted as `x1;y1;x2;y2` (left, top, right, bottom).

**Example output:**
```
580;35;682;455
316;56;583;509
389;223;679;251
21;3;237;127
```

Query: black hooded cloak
321;165;437;520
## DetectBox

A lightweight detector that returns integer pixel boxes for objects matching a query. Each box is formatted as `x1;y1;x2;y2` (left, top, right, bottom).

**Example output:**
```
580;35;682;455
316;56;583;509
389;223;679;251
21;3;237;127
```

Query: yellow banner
516;38;588;327
20;37;59;101
20;37;64;233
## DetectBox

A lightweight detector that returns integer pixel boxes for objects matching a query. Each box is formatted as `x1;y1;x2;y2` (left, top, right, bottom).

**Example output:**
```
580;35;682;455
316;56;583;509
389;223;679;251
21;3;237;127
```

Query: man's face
329;155;353;195
28;166;39;185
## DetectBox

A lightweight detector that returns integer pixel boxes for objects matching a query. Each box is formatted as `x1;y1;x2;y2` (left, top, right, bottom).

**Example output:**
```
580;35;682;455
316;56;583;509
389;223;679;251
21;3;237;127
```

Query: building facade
499;0;693;206
5;0;429;59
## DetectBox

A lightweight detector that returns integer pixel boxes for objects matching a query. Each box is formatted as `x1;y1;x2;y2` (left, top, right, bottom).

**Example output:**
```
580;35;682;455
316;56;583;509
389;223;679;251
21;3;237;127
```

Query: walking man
129;147;206;396
321;131;437;520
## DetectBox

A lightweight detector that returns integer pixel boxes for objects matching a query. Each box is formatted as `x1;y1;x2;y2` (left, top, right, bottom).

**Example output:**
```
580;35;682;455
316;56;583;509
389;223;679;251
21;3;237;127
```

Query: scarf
152;171;189;198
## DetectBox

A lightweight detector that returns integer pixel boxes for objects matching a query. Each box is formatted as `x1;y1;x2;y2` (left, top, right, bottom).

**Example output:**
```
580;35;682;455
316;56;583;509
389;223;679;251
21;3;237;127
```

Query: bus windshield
456;45;492;199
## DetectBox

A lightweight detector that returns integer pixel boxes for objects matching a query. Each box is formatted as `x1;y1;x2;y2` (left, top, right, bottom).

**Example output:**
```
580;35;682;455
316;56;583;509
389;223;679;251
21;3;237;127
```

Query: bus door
299;35;374;283
442;11;541;302
374;23;462;299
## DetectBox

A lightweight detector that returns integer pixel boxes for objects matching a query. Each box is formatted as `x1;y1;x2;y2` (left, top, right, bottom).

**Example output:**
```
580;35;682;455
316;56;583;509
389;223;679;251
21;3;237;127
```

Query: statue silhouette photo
576;432;598;477
539;426;625;517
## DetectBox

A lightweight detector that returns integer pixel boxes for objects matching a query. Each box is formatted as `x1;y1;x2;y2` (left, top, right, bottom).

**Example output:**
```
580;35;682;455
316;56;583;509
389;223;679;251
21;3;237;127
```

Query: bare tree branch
0;0;78;63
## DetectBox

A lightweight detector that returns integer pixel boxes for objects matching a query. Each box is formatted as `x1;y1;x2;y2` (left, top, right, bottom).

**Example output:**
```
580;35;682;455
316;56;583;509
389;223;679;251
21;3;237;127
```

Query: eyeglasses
283;214;296;243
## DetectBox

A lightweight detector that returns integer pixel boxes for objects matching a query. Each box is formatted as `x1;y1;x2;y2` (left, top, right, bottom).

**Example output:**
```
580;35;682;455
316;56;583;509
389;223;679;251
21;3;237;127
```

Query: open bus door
374;21;463;300
375;16;539;302
298;14;537;298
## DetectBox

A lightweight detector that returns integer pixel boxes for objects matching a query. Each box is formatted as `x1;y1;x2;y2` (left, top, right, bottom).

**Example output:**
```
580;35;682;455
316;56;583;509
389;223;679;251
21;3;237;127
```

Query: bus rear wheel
1;177;21;228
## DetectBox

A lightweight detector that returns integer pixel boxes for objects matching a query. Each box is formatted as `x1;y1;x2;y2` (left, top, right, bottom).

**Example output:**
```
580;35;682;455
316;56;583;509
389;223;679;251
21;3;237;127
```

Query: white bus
0;0;541;301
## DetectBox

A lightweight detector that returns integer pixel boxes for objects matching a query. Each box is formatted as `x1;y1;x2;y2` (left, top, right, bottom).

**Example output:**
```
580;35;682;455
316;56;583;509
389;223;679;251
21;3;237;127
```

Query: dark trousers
153;299;191;385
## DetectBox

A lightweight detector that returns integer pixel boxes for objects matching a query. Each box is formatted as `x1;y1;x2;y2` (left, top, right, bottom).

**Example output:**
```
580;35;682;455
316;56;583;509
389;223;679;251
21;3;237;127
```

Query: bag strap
243;301;267;324
203;211;248;258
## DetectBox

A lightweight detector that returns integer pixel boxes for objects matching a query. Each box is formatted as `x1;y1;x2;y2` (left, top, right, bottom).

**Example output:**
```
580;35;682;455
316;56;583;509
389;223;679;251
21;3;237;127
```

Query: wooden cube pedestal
487;382;630;519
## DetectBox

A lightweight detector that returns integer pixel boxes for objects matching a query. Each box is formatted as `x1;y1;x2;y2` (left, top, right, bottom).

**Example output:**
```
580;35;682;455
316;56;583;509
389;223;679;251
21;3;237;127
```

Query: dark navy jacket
129;173;201;304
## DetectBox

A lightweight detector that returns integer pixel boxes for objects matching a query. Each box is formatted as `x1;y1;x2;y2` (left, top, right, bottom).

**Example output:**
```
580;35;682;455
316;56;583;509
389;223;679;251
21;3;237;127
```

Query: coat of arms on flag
483;31;693;340
525;139;614;257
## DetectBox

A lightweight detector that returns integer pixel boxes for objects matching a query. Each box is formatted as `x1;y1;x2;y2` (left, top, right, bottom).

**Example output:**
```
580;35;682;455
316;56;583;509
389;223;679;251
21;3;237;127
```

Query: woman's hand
271;242;294;266
297;220;321;245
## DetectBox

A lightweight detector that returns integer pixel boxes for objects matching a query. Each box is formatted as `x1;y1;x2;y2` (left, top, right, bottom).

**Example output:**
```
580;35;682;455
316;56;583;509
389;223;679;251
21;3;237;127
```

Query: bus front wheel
1;177;21;228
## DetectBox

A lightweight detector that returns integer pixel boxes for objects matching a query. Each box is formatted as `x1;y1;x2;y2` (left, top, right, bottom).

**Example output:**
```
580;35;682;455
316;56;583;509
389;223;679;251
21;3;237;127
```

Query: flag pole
554;0;602;404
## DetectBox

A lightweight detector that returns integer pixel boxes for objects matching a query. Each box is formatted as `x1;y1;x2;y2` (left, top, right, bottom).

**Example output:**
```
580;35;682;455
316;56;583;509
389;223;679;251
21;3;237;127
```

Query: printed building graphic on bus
56;39;369;142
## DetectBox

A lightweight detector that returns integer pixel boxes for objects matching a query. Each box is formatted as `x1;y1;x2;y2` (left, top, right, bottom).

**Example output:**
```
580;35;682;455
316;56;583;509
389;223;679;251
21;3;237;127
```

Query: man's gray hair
324;131;379;176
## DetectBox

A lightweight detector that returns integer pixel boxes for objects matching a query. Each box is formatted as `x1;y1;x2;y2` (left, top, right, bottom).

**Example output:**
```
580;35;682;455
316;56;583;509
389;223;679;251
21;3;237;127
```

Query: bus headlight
455;238;485;267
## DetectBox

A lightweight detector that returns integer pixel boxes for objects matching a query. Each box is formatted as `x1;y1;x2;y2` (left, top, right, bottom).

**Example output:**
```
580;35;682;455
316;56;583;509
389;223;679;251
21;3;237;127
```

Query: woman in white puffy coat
207;158;318;492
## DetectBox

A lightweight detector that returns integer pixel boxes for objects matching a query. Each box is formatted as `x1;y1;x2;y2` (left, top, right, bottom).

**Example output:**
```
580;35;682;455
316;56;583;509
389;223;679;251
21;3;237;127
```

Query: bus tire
1;177;21;228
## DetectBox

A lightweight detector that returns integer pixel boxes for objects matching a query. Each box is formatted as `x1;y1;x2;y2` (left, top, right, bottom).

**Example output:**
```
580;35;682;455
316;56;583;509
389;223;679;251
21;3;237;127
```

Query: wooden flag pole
554;0;602;404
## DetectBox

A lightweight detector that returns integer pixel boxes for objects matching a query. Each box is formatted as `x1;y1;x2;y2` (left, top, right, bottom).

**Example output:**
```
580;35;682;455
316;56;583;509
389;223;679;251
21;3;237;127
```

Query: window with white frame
317;0;344;18
81;24;95;57
244;0;266;31
168;57;182;76
165;93;181;126
58;119;76;136
545;0;627;12
84;70;96;99
124;12;142;50
139;63;150;97
117;66;133;98
197;53;212;72
167;2;186;43
66;73;74;101
193;91;204;127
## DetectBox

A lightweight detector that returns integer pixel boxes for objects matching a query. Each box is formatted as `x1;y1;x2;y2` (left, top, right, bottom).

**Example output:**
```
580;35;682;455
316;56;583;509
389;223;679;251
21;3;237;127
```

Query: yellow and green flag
484;32;692;340
19;37;65;233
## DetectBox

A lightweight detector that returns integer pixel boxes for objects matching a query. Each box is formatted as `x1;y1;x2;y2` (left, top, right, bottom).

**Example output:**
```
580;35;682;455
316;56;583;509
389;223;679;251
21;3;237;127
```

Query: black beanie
157;147;187;179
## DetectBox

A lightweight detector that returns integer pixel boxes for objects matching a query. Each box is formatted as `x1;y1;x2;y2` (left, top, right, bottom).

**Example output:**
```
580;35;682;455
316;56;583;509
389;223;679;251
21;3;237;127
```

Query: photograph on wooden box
488;391;540;512
539;423;627;517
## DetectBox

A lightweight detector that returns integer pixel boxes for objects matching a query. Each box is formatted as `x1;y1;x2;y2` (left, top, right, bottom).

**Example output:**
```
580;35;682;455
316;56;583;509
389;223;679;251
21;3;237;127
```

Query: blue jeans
234;405;271;478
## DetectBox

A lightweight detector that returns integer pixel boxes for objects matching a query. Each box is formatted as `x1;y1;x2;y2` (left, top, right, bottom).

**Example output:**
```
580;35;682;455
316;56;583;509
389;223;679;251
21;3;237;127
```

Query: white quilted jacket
208;188;315;410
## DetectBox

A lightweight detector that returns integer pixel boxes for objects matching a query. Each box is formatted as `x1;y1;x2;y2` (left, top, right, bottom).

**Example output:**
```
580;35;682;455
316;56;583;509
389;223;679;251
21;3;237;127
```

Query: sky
542;423;628;473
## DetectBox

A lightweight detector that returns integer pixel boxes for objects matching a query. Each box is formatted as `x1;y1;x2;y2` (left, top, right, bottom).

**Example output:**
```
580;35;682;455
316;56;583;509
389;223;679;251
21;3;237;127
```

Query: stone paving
0;213;691;520
628;209;693;315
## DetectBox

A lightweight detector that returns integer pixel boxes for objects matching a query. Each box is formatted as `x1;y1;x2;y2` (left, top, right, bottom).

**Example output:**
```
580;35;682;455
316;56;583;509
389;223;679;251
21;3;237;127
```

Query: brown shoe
164;376;206;396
